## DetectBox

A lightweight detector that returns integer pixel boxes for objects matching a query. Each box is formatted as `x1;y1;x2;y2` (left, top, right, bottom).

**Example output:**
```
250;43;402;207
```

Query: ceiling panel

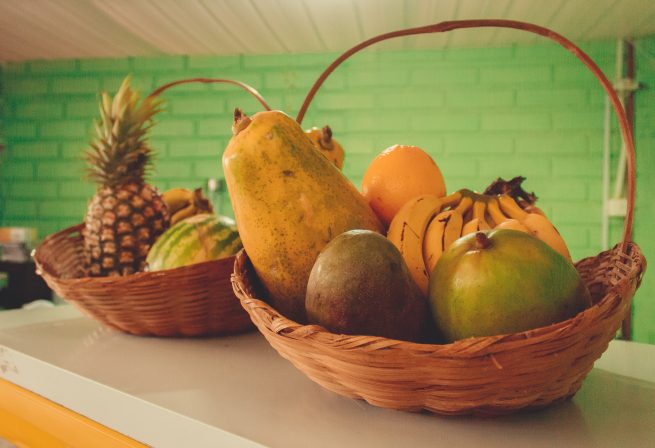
355;0;406;51
404;0;459;49
301;0;363;52
92;0;208;55
256;0;326;52
547;0;619;42
1;0;156;60
447;0;513;48
585;0;654;40
1;0;655;62
202;0;288;54
487;0;566;46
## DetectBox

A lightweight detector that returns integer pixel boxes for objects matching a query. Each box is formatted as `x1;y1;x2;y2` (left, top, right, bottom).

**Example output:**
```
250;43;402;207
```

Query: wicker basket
34;224;252;337
231;19;647;415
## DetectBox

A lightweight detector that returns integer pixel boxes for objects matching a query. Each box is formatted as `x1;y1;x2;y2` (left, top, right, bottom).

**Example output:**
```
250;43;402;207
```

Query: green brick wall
634;38;655;343
0;38;652;342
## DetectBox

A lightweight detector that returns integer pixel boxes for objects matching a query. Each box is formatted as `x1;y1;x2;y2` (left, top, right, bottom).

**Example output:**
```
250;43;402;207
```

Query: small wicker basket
34;224;252;337
231;20;647;415
32;78;271;337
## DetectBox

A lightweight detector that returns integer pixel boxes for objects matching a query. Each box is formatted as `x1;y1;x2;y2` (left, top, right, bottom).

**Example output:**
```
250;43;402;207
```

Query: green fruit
306;230;428;341
146;213;242;271
429;230;591;342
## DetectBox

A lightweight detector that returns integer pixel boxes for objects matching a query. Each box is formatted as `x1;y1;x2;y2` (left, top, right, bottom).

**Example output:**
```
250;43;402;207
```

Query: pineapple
83;77;169;277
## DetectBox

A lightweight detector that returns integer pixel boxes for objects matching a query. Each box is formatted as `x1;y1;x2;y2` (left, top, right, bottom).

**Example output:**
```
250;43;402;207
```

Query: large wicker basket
231;20;647;415
34;224;252;337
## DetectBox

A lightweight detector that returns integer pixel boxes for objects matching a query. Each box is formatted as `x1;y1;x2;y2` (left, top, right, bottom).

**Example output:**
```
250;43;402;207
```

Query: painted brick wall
0;38;652;342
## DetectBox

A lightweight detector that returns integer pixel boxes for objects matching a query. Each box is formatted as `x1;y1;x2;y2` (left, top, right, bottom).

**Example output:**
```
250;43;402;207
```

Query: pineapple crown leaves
85;76;164;187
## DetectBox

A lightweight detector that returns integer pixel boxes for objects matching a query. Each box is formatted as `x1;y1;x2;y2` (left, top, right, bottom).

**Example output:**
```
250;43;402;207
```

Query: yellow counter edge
0;378;147;448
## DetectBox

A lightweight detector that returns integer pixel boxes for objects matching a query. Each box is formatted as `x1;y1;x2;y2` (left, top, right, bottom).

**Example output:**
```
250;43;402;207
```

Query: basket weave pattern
35;224;252;337
232;244;645;415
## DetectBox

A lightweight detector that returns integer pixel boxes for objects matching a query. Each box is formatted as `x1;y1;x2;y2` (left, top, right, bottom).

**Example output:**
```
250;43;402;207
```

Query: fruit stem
475;232;491;250
232;108;251;135
483;176;538;207
321;125;333;149
459;189;488;204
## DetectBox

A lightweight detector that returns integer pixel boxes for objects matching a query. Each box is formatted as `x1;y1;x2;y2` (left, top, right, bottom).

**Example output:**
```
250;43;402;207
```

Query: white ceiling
1;0;654;62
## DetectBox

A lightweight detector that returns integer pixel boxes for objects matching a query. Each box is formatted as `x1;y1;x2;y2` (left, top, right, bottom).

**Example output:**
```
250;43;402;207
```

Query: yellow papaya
223;110;383;321
305;125;345;170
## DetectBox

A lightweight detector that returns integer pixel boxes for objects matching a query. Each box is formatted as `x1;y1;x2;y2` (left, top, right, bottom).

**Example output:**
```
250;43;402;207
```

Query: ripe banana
461;218;481;236
472;200;491;230
422;210;464;274
498;195;572;262
440;190;463;209
497;194;531;222
164;187;215;225
487;197;529;233
422;196;471;274
170;202;197;224
461;201;491;235
523;203;547;217
163;188;194;215
387;194;444;295
495;218;530;233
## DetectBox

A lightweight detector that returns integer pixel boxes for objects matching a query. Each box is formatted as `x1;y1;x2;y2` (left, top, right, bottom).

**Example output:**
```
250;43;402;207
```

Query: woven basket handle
148;78;271;111
296;19;636;247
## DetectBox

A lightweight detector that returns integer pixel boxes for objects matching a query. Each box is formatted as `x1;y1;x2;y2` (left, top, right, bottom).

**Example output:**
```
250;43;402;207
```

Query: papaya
223;110;383;321
305;125;345;170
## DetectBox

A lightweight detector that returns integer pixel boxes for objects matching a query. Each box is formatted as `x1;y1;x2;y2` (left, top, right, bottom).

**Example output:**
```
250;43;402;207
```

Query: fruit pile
80;78;349;278
81;78;242;277
79;76;591;344
387;186;572;296
223;109;591;344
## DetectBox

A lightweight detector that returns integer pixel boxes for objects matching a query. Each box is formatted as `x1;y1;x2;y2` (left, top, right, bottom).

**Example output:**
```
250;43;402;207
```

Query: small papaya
223;110;383;321
305;125;345;170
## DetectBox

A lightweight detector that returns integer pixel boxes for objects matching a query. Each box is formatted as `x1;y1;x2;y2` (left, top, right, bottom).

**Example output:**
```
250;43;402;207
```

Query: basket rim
33;222;237;286
232;243;645;355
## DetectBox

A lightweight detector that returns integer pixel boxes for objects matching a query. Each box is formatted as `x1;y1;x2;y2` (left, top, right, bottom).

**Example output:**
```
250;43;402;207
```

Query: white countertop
1;305;654;448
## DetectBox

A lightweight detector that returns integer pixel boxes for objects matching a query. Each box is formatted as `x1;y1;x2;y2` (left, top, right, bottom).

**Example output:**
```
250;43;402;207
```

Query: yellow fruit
387;195;443;295
471;200;491;230
422;196;471;274
495;218;530;233
497;195;572;262
162;188;194;215
223;110;382;321
462;218;481;236
165;188;215;225
422;209;464;274
305;126;345;170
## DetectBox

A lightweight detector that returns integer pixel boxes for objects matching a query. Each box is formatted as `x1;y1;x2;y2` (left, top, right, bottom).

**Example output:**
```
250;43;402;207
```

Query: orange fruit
362;145;446;227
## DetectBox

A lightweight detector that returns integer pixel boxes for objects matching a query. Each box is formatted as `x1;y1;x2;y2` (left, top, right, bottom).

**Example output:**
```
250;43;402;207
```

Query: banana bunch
492;194;571;262
162;187;214;225
387;189;572;295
